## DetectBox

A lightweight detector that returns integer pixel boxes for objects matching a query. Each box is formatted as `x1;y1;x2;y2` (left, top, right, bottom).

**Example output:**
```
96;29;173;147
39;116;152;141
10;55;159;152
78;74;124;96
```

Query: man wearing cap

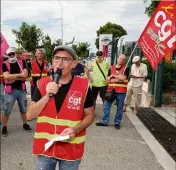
27;45;94;170
2;47;32;136
30;49;48;99
124;56;148;114
86;51;109;108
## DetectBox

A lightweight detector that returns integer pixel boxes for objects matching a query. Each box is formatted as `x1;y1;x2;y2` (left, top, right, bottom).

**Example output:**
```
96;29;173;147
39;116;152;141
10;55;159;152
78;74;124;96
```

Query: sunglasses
8;52;15;56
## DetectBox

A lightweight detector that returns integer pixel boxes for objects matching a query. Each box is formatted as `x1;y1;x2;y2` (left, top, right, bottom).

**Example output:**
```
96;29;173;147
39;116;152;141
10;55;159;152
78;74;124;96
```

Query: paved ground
1;99;164;170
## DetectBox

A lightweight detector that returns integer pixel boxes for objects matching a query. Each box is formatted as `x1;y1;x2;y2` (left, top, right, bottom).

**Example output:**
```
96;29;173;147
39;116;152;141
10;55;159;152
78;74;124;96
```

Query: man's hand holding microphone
46;68;62;98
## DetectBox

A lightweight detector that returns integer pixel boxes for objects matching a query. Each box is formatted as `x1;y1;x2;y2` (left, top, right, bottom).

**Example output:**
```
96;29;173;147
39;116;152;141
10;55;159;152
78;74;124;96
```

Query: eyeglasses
53;56;74;63
8;52;15;56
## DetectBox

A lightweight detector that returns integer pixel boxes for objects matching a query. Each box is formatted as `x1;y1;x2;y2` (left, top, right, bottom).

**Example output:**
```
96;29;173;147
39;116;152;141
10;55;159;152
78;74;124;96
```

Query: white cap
6;47;16;54
132;56;140;63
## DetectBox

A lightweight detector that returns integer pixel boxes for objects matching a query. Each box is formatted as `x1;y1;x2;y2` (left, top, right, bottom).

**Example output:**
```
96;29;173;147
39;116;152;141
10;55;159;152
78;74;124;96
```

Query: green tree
72;42;90;58
144;0;160;17
95;22;127;49
12;22;43;53
42;35;53;62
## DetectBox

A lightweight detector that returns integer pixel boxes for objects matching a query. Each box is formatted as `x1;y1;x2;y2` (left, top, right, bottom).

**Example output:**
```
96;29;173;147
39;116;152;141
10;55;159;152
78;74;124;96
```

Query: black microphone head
53;68;62;84
55;68;62;76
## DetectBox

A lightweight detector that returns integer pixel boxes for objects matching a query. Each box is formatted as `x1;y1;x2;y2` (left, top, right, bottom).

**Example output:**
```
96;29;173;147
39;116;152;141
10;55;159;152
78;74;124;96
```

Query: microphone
49;68;62;98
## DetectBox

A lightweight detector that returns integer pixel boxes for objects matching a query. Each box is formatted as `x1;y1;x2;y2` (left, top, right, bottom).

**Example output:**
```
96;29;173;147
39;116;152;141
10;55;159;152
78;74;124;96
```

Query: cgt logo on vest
67;91;82;110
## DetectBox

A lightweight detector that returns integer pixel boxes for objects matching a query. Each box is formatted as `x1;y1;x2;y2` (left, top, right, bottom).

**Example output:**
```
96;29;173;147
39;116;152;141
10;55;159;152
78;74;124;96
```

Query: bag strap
96;61;106;80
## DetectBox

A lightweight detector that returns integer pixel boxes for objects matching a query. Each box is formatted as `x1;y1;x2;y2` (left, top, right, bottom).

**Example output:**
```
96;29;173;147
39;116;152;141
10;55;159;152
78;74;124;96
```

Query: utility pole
57;1;63;44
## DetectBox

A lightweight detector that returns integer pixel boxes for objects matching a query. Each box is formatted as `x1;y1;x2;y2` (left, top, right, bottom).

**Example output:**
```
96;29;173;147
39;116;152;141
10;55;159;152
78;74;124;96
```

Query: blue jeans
101;93;126;125
2;89;27;115
0;83;4;105
31;85;36;100
36;155;81;170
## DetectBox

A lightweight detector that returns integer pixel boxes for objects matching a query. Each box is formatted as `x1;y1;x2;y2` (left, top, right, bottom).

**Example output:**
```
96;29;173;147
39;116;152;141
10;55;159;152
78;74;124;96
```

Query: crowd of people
0;45;147;170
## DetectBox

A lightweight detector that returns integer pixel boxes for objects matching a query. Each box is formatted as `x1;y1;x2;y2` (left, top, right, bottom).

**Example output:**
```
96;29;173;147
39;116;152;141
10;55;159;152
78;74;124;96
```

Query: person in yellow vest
96;54;129;129
86;51;109;108
27;45;94;170
30;49;49;99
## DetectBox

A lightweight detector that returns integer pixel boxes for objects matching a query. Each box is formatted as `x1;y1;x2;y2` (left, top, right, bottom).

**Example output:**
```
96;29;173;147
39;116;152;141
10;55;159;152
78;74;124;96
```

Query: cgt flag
138;0;176;70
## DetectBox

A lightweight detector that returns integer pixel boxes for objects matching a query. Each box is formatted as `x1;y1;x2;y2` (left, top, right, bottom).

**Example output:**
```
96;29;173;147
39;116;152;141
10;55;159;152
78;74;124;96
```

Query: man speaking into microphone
27;45;94;170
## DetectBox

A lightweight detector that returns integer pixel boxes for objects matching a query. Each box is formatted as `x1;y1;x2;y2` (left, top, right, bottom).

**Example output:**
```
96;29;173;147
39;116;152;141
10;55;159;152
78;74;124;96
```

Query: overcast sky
1;0;150;52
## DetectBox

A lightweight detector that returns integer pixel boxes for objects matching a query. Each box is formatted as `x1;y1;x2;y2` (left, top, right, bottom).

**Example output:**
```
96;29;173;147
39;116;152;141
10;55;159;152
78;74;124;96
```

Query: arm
3;70;27;81
16;69;28;80
85;65;93;80
60;106;94;140
73;106;94;134
114;74;127;81
3;72;22;81
111;67;129;82
26;81;61;120
26;96;50;120
3;60;28;81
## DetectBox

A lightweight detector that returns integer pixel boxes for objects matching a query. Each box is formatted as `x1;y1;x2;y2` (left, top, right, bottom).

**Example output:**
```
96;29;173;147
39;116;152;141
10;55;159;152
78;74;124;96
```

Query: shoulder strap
119;65;126;75
110;65;116;75
96;61;106;80
17;59;24;72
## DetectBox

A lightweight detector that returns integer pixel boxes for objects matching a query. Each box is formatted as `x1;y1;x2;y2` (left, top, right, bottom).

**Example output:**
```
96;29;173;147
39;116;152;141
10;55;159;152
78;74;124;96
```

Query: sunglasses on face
8;52;15;56
53;56;74;63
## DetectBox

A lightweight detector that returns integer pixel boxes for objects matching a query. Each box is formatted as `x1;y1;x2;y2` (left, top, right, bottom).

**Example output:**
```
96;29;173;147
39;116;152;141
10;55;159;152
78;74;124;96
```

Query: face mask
9;56;17;63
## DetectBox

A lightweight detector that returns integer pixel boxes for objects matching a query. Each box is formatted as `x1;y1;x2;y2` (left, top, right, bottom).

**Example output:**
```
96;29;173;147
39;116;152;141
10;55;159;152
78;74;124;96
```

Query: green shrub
142;60;176;89
163;62;176;89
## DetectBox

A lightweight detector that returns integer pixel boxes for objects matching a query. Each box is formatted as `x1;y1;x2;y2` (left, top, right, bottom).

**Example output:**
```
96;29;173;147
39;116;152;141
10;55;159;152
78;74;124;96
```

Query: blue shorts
2;89;27;115
0;83;4;105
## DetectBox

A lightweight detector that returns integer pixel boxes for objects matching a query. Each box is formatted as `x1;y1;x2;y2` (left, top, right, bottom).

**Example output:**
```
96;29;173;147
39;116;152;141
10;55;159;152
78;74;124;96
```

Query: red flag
103;45;108;59
138;0;176;70
0;33;9;74
0;33;9;61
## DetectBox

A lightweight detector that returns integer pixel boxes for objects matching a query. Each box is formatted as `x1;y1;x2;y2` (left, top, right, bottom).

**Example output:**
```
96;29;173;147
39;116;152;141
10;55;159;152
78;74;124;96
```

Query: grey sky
1;0;149;52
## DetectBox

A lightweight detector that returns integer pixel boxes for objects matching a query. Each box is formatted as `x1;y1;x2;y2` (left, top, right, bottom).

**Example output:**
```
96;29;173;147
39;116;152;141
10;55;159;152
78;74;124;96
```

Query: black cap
96;51;103;56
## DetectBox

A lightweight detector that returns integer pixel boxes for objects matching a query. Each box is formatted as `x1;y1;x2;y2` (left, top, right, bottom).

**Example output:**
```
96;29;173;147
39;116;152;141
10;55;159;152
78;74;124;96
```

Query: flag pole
123;42;138;74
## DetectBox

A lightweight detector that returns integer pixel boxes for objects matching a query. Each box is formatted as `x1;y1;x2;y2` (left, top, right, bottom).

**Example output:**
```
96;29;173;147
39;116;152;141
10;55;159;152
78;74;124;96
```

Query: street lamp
57;1;63;44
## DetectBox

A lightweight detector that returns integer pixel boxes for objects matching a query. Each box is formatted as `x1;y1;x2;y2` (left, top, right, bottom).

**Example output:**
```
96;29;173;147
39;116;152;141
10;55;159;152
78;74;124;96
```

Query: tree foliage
144;0;160;17
95;22;127;49
12;22;43;53
72;42;90;58
41;35;53;62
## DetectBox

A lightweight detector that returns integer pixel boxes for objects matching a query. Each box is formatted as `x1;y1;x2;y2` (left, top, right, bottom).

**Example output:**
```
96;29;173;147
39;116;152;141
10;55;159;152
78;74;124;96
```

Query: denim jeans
31;85;36;100
0;83;4;105
2;89;27;115
101;92;126;125
36;155;81;170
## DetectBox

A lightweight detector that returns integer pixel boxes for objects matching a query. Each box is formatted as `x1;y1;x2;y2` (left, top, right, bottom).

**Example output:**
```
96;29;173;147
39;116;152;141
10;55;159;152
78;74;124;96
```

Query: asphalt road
1;100;163;170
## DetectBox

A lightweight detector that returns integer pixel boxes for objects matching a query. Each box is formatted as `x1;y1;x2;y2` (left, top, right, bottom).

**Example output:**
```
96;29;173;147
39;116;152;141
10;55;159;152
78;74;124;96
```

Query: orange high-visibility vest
30;59;48;86
33;76;89;161
107;65;128;93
